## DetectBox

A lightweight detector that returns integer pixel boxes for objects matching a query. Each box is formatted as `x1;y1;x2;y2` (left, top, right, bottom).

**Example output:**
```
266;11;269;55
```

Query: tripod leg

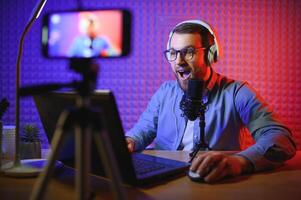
94;132;126;200
75;125;91;200
30;111;70;200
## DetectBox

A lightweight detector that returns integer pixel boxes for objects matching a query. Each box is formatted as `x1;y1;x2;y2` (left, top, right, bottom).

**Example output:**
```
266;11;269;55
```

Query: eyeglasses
164;47;206;62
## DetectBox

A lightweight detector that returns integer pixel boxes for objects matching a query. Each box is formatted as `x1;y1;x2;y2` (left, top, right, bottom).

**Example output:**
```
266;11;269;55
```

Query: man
69;14;116;57
126;20;296;183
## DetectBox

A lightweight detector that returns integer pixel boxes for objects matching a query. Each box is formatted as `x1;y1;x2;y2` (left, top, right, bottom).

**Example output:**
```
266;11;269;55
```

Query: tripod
189;100;211;163
25;59;126;200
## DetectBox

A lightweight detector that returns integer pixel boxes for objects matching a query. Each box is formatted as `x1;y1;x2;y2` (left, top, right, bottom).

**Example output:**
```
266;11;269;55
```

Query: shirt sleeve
234;82;296;172
125;83;166;151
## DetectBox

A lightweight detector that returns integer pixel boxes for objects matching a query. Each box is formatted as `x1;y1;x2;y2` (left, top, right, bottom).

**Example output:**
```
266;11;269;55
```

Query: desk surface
1;151;301;200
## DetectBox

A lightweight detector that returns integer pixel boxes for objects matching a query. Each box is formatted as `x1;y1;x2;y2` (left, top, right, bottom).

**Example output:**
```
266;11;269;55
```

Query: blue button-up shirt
126;69;296;171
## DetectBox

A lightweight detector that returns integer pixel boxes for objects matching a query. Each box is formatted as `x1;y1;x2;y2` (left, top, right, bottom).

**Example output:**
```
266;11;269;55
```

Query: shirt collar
205;67;218;92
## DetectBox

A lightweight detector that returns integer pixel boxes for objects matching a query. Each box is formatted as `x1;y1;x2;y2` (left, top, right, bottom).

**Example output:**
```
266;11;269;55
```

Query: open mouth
177;69;192;81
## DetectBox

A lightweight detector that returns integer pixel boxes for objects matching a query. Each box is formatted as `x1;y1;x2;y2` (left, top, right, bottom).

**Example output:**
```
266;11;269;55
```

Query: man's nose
175;52;186;64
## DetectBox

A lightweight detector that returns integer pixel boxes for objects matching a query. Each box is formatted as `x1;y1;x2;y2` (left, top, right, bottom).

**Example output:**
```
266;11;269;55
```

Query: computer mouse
187;170;204;182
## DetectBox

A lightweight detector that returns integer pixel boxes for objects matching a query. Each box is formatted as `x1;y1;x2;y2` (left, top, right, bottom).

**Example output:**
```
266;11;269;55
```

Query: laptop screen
34;90;138;184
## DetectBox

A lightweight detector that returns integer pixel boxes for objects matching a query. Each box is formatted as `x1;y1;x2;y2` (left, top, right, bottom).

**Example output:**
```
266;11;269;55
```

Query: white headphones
167;20;220;66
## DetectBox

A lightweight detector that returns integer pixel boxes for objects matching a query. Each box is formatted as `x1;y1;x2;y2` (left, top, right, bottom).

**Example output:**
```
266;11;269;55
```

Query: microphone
180;79;204;121
180;79;211;164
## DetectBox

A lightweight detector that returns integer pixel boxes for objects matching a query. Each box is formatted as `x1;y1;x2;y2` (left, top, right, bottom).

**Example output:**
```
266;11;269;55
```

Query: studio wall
0;0;300;149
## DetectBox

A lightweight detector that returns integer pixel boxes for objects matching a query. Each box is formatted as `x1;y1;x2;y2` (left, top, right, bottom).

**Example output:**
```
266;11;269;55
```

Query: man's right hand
125;137;135;153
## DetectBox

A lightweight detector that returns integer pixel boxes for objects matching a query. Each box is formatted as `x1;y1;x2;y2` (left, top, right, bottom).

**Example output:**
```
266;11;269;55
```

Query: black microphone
180;79;204;121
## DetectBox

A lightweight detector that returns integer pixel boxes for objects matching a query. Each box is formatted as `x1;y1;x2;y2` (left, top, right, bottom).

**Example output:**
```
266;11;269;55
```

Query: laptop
33;90;190;186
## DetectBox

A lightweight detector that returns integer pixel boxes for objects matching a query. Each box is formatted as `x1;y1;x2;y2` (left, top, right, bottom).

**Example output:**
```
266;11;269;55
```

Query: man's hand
189;151;253;183
125;137;135;153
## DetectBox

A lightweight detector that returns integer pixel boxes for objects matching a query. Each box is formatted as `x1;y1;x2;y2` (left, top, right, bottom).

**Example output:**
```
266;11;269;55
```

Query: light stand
3;0;48;177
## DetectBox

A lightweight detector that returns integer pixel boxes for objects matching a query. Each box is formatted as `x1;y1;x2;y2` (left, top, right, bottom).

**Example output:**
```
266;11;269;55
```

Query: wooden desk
0;151;301;200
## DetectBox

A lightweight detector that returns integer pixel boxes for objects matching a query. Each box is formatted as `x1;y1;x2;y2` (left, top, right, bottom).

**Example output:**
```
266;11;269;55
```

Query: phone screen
42;9;131;58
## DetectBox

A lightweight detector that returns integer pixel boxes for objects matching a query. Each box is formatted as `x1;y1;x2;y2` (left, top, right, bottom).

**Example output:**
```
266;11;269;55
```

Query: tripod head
69;58;99;97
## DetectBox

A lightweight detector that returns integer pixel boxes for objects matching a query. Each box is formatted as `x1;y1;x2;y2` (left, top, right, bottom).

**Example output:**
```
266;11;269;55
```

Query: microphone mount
188;99;211;163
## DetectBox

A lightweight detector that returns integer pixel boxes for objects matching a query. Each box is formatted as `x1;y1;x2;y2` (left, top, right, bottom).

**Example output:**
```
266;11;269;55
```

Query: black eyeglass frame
163;46;206;62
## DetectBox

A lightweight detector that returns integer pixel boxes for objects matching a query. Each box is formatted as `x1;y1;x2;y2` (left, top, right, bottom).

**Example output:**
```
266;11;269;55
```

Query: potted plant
0;98;9;168
20;123;41;159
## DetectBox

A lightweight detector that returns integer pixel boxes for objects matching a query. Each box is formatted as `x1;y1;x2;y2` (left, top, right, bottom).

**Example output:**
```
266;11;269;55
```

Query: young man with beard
125;20;296;183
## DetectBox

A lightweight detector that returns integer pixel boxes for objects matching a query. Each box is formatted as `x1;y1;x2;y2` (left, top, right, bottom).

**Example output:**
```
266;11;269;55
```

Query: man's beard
175;73;188;92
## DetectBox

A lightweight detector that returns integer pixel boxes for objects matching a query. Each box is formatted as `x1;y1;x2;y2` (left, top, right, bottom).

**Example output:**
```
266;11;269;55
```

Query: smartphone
42;9;131;58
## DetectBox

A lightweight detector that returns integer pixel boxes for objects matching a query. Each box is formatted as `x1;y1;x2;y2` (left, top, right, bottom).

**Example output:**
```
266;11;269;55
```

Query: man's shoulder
214;73;259;99
215;72;246;90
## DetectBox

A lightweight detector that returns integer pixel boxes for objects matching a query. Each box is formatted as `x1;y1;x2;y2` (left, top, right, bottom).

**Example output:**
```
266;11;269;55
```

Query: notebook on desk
33;90;190;186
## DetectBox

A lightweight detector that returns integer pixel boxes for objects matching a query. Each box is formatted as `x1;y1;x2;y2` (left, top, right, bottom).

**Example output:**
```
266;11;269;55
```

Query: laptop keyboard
132;154;167;175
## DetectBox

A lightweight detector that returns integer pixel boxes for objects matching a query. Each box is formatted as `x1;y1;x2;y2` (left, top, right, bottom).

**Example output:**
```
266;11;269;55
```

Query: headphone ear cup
207;44;218;65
